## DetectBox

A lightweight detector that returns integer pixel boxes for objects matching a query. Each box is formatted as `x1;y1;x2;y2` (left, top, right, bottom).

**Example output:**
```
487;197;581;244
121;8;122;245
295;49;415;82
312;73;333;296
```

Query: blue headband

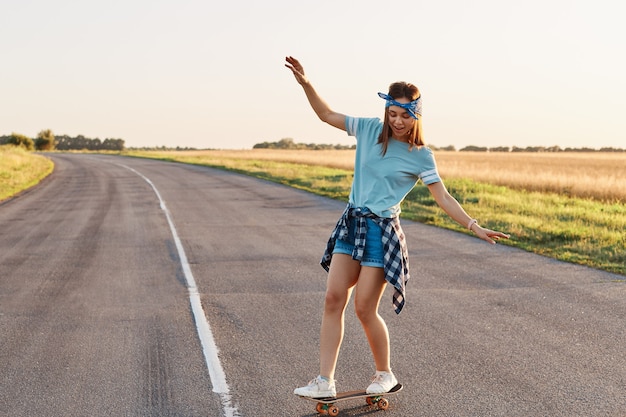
378;92;422;119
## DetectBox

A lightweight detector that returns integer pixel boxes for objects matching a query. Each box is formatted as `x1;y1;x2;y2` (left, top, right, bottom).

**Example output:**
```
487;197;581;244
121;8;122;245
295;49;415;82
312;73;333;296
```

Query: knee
354;300;378;323
324;290;348;315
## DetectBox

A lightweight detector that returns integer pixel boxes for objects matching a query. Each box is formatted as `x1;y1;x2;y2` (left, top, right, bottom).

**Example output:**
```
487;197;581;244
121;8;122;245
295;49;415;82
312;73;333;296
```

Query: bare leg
353;266;390;372
319;254;360;380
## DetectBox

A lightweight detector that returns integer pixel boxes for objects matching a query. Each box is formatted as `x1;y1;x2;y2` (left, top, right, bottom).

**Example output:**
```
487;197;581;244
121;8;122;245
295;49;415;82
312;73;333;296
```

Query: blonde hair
377;81;424;155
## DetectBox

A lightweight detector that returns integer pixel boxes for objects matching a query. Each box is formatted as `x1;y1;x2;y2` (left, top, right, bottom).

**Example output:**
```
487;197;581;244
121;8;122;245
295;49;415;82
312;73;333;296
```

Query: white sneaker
294;375;336;398
366;371;398;394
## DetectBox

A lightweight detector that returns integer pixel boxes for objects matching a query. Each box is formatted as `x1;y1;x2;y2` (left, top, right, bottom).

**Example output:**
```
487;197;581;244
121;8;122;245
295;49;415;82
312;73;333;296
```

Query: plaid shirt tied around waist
321;204;410;314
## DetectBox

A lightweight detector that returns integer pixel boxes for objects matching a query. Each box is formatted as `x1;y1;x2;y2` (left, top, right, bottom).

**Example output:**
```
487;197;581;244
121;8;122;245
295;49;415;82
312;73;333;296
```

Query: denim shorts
332;217;385;268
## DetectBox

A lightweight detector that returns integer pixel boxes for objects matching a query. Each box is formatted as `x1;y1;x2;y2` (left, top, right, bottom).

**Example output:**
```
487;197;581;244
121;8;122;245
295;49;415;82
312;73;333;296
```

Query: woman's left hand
472;225;510;244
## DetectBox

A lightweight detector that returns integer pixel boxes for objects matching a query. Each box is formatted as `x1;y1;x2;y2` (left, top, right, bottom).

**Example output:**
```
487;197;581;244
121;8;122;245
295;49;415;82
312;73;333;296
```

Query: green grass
124;152;625;276
0;146;54;202
403;179;625;274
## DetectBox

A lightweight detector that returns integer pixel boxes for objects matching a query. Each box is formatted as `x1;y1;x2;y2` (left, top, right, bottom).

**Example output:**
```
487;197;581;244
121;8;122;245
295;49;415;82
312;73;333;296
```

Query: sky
2;0;624;150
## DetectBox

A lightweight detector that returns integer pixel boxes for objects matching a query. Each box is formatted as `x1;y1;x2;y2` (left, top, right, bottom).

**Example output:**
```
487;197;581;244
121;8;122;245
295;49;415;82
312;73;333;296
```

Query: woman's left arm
427;181;510;244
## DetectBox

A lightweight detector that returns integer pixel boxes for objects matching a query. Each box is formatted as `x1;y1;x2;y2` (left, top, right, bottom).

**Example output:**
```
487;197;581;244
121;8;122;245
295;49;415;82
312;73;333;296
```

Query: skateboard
299;383;402;416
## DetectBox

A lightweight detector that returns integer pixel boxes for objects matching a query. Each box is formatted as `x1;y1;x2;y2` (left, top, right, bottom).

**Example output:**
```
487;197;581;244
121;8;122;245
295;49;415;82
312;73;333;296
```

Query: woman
285;56;509;398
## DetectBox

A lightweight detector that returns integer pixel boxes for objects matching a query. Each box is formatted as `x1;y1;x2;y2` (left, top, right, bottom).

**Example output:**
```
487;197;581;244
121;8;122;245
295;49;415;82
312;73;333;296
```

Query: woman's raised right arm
285;56;346;131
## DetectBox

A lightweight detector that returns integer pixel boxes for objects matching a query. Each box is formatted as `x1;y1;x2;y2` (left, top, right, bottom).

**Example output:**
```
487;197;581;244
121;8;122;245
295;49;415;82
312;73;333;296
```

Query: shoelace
311;376;332;387
371;373;386;383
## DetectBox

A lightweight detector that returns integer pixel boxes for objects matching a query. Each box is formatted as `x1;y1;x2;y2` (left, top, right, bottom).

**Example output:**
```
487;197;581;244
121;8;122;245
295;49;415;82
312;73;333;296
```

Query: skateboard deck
300;383;402;416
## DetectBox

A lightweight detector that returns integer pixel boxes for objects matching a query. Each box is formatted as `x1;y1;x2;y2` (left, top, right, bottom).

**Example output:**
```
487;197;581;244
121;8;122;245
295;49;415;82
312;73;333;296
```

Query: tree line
0;130;125;151
255;138;624;153
253;138;355;150
446;145;625;153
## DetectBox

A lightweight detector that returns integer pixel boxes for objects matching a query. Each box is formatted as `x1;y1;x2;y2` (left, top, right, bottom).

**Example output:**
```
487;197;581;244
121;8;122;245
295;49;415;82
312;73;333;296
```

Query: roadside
0;146;54;203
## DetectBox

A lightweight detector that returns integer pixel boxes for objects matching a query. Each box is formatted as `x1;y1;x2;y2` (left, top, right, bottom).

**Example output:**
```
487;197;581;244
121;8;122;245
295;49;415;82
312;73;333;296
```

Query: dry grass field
434;151;626;203
149;149;626;203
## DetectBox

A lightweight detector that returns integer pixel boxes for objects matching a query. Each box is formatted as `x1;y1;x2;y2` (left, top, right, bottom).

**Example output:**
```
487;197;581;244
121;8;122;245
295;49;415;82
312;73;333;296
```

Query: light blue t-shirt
345;116;441;218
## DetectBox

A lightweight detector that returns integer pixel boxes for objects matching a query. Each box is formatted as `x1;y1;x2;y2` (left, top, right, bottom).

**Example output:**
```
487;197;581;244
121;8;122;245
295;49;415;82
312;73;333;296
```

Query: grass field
125;149;625;276
0;146;54;202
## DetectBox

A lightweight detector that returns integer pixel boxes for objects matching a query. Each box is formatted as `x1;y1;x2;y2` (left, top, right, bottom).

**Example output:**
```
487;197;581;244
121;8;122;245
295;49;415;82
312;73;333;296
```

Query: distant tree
460;145;488;152
7;132;34;150
90;138;102;150
524;146;546;152
565;147;596;152
74;134;89;150
101;138;125;151
438;145;456;151
277;138;296;149
53;135;68;150
35;129;56;151
489;146;510;152
253;141;271;149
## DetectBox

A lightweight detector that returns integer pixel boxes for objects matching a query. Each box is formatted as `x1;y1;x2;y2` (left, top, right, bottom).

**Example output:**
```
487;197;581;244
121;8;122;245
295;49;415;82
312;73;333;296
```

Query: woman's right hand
285;56;309;85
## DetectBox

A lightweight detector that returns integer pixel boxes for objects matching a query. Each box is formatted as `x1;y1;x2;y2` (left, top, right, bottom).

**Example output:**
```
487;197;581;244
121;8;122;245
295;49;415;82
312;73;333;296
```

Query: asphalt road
0;154;624;417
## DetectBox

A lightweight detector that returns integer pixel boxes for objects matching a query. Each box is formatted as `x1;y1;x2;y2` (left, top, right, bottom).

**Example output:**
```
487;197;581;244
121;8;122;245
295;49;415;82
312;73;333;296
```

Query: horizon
3;131;624;153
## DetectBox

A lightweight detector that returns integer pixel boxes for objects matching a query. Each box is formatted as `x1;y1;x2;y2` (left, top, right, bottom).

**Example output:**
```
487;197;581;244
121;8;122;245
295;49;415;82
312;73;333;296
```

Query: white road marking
120;164;240;417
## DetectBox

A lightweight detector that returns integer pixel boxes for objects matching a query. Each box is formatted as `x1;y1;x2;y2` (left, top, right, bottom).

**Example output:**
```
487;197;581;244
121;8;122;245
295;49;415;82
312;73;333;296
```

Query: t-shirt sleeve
345;116;382;139
418;148;442;184
345;116;358;136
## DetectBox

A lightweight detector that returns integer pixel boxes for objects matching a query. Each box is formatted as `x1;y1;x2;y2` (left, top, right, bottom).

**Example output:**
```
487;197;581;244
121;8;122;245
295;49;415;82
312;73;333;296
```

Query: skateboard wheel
377;397;389;410
327;405;339;416
366;396;375;405
315;403;326;414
